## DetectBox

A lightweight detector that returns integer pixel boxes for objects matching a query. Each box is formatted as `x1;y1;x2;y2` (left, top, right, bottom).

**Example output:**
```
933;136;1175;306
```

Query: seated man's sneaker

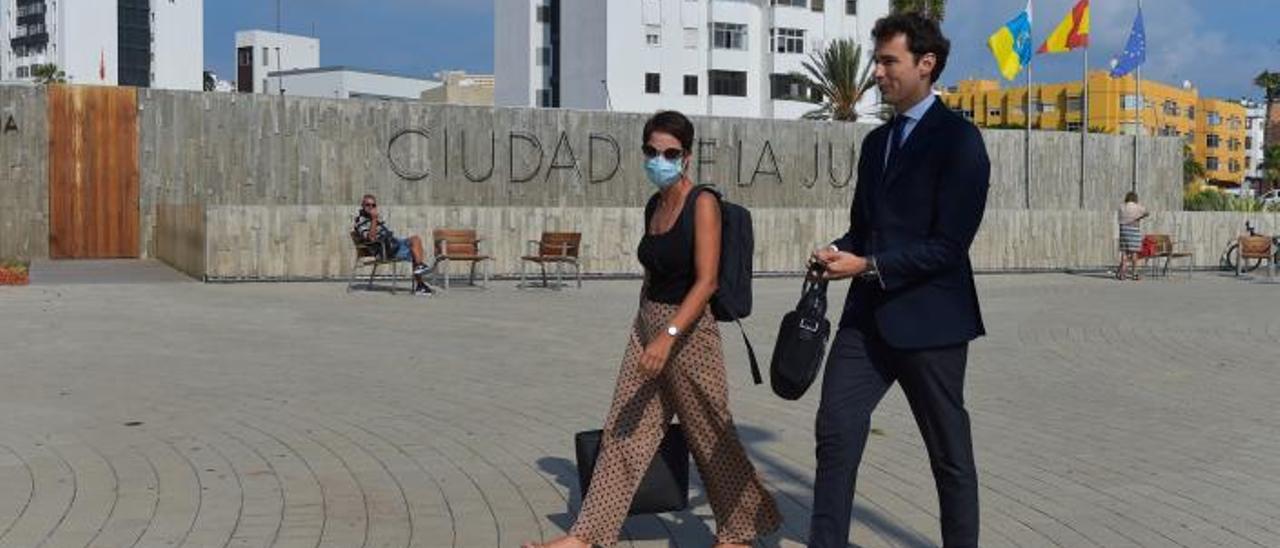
413;283;435;296
413;263;431;276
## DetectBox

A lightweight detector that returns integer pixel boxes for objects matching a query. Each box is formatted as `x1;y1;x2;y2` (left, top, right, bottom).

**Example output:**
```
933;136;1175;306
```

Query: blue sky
204;0;1277;100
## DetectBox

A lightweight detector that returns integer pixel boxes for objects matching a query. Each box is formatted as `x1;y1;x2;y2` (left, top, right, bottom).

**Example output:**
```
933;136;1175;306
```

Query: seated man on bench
354;194;435;295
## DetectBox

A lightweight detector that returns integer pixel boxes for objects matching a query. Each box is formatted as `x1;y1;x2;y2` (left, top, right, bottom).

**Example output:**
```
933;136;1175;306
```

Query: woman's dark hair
642;110;695;152
872;13;951;84
1124;191;1139;203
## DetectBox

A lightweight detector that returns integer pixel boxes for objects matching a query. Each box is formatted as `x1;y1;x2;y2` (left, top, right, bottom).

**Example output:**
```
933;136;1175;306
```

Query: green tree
31;64;66;85
1257;70;1280;147
1183;144;1206;185
1261;145;1280;186
891;0;947;21
793;38;877;122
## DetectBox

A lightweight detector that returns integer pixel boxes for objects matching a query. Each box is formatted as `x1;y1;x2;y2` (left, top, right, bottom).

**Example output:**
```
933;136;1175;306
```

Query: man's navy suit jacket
832;99;991;350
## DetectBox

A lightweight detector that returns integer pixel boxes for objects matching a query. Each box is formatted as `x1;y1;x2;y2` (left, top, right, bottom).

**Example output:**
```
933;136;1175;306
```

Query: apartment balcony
10;32;48;49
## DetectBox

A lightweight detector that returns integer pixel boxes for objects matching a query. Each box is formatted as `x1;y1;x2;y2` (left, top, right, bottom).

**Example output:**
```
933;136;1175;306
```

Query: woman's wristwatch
666;325;680;337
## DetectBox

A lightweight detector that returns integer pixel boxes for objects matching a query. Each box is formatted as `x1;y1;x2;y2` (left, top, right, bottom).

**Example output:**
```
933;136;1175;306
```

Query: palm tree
31;64;66;85
1256;70;1280;145
794;38;877;122
891;0;947;21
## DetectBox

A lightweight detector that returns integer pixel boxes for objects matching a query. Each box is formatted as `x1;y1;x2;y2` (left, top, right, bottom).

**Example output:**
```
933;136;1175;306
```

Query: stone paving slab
1;272;1279;547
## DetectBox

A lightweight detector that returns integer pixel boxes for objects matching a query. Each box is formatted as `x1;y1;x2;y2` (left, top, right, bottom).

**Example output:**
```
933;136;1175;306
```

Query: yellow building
941;70;1247;186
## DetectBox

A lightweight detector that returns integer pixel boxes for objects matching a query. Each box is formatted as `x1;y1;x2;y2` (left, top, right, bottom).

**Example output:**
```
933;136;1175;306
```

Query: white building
235;30;320;94
265;66;440;101
495;0;889;120
0;0;202;90
1243;99;1266;191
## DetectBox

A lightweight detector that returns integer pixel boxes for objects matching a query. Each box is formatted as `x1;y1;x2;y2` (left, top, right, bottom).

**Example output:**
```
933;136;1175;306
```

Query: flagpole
1081;35;1089;208
1025;0;1034;209
1134;0;1143;193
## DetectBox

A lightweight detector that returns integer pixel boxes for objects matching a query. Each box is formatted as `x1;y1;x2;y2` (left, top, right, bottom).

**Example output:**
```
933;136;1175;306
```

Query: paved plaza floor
2;263;1279;547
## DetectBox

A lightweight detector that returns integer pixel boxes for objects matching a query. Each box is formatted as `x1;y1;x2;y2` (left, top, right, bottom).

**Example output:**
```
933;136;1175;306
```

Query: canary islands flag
1038;0;1089;54
988;2;1034;81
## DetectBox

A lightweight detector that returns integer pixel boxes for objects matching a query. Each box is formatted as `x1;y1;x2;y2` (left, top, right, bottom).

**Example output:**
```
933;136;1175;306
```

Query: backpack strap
735;317;762;385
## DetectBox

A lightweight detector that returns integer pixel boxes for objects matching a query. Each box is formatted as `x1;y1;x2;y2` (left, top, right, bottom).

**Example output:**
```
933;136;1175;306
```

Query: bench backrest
538;232;581;258
434;229;480;256
1148;233;1173;254
1240;235;1273;259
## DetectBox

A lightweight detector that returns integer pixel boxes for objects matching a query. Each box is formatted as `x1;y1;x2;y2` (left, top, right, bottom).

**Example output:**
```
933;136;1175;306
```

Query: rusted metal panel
48;85;140;258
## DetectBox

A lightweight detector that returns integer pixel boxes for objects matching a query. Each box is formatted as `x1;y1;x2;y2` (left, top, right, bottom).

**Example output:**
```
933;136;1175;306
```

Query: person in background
353;194;434;295
1116;191;1149;281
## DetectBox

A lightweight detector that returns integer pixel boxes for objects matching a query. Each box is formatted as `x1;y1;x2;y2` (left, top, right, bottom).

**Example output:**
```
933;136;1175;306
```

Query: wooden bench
432;229;492;289
1237;235;1276;280
519;232;583;289
1141;233;1193;278
347;231;409;294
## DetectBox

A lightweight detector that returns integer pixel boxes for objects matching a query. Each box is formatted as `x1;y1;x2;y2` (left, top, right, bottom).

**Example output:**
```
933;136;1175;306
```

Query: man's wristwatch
666;325;680;337
861;256;881;281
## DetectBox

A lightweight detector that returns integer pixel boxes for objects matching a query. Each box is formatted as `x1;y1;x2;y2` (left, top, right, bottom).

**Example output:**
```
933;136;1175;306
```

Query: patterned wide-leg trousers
569;299;782;546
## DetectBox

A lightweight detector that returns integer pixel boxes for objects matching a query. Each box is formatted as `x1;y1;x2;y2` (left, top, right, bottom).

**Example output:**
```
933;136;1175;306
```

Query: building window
1206;134;1220;148
263;47;269;66
1207;112;1221;126
645;73;661;94
709;70;747;97
684;75;698;96
1040;103;1057;113
811;0;825;11
988;108;1002;118
772;0;807;7
538;47;552;66
1246;136;1253;149
646;25;661;46
16;66;29;78
684;27;698;49
538;88;552;107
1246;157;1253;169
1229;160;1240;173
1121;95;1138;110
771;28;806;54
1206;157;1219;171
770;73;814;101
846;0;857;15
1162;100;1179;116
238;48;252;66
1065;95;1082;112
1187;106;1195;119
712;22;747;50
537;5;551;23
1066;122;1083;132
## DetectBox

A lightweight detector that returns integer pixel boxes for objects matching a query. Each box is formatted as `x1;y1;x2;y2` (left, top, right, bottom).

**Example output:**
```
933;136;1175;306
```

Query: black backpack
645;185;763;384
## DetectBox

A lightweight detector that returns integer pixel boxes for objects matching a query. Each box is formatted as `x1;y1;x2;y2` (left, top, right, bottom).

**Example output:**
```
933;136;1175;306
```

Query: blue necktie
886;115;906;171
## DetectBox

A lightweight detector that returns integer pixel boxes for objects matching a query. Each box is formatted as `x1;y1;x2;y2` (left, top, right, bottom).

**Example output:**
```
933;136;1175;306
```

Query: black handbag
769;267;832;400
574;424;690;515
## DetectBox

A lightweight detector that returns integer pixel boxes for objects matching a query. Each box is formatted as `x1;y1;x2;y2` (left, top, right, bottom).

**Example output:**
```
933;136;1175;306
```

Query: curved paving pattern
2;272;1279;547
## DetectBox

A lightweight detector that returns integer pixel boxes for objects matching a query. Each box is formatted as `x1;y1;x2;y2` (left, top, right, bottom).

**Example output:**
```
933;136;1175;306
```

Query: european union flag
1110;8;1146;78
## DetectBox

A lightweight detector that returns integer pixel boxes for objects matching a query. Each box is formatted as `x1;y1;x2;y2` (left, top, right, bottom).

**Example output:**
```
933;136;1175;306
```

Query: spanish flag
1037;0;1089;54
988;1;1033;81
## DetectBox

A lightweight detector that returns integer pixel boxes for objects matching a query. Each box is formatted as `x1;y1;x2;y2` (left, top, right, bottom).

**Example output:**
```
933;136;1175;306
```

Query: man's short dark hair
872;13;951;84
642;110;695;153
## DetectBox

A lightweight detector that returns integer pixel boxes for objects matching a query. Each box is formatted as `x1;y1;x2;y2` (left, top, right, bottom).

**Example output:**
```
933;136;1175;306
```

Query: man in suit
807;13;990;548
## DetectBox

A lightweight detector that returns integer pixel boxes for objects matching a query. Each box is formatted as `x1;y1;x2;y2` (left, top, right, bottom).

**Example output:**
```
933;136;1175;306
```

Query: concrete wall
6;87;1190;280
0;86;47;259
200;205;1280;280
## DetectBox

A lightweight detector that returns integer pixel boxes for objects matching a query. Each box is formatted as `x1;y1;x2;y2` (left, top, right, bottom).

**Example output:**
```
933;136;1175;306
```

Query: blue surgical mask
645;156;684;188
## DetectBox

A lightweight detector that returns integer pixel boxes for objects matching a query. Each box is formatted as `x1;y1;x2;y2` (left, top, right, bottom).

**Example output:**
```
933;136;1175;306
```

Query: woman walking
1116;191;1149;280
524;111;781;548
